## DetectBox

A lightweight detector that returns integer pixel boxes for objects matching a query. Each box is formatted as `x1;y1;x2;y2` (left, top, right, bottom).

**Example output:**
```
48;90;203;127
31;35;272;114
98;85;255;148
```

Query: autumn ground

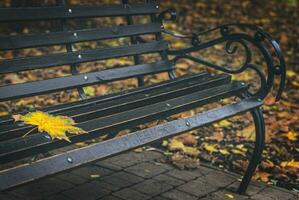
0;0;298;193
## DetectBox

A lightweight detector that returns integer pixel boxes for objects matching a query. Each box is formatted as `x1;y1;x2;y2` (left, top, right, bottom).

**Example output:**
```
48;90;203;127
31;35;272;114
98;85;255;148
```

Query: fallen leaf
183;146;200;156
219;149;230;155
0;111;8;116
203;143;218;153
284;131;298;141
13;111;86;142
231;149;246;157
253;171;271;182
280;159;299;169
213;119;232;128
174;133;197;145
170;153;200;169
225;193;234;199
168;139;185;151
237;125;255;141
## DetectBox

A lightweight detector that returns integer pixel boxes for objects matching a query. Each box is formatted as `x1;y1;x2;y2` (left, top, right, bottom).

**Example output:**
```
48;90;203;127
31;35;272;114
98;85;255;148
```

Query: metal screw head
257;98;262;102
67;157;73;163
68;9;72;13
166;103;171;107
156;5;159;9
83;75;88;81
240;82;245;86
78;54;82;59
44;135;51;140
186;121;191;126
73;32;78;37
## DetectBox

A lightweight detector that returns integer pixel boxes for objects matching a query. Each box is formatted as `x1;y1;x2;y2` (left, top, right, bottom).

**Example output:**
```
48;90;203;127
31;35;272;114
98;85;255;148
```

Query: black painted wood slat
0;72;209;126
0;61;172;101
0;81;247;164
0;3;159;22
0;98;262;190
0;41;168;74
0;23;162;50
0;73;229;140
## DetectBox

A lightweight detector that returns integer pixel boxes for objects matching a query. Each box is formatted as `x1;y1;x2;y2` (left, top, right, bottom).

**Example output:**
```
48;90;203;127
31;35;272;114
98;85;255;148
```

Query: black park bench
0;0;286;195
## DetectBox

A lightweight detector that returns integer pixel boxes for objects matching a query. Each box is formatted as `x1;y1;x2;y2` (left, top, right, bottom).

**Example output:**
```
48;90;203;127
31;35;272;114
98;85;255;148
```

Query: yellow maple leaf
219;149;230;155
253;171;271;182
168;139;185;151
280;159;299;169
231;149;246;156
203;143;219;153
183;146;200;156
284;131;298;141
13;111;86;142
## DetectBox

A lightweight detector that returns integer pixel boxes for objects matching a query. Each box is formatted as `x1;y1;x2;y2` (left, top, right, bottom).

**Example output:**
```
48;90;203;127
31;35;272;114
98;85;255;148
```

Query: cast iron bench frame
0;0;286;195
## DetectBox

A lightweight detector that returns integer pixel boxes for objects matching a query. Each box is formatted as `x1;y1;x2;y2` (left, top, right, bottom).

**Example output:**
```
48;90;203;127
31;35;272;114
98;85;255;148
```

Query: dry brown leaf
253;171;271;182
174;133;197;145
280;160;299;169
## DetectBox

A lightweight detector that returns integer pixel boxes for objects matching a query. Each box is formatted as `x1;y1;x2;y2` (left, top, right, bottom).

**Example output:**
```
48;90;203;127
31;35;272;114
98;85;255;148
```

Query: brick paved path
1;151;297;200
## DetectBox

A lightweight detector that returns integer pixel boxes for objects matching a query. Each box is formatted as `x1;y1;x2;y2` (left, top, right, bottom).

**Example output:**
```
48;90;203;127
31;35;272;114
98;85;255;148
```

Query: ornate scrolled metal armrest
159;10;286;101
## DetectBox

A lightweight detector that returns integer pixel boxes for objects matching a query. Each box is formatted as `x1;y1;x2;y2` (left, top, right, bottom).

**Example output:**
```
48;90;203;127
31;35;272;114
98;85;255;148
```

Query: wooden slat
0;23;162;50
0;61;172;101
0;41;168;74
0;82;247;164
0;98;262;190
0;72;210;126
0;3;159;22
0;73;228;140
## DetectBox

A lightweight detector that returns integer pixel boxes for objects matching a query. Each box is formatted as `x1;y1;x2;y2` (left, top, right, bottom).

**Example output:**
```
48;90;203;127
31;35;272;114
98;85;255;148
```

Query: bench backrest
0;0;172;103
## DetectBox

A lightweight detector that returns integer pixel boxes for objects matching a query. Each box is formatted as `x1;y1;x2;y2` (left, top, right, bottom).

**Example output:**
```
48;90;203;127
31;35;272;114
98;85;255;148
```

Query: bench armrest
159;10;286;101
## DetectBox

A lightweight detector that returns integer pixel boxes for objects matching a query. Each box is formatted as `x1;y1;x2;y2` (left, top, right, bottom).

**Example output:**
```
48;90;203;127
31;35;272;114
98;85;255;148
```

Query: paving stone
162;189;198;200
203;170;236;187
251;187;297;200
228;181;265;196
166;168;204;181
9;177;73;199
0;193;20;200
44;194;71;200
99;195;122;200
125;162;168;178
70;165;113;179
55;172;87;185
113;188;150;200
132;179;173;196
62;180;110;200
177;178;219;197
153;174;185;186
100;174;136;188
150;196;170;200
207;189;249;200
109;171;144;184
92;180;120;192
95;160;123;171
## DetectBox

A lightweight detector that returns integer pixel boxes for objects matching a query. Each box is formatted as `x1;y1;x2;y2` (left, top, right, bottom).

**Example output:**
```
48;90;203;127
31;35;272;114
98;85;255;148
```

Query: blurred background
0;0;298;192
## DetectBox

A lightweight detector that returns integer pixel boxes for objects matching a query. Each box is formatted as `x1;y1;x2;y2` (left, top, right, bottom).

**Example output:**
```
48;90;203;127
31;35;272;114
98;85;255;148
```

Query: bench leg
237;107;265;194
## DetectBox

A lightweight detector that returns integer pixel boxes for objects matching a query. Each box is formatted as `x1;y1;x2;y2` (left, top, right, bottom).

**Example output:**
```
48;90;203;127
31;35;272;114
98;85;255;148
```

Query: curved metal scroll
162;21;286;101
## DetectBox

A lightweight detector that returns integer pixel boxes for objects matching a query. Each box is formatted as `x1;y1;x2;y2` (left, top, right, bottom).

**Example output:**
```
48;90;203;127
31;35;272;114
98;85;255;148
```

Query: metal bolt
186;121;191;126
68;9;72;13
83;75;88;81
44;135;51;140
166;103;171;107
67;157;73;163
240;82;245;86
78;54;82;59
156;5;159;9
257;98;262;102
73;32;78;37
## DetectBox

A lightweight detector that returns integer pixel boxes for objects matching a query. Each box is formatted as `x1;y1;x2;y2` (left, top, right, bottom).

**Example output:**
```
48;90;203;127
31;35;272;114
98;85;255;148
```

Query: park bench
0;0;286;195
